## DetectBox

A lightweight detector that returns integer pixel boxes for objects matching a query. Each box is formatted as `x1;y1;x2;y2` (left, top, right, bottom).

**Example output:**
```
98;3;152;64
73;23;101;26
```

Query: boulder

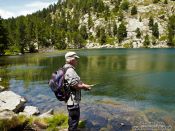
23;106;40;116
0;85;5;92
39;109;54;118
0;110;16;120
0;91;26;112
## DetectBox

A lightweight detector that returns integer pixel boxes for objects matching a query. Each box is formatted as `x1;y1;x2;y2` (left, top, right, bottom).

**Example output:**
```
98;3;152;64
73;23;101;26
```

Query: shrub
131;5;137;15
120;0;129;11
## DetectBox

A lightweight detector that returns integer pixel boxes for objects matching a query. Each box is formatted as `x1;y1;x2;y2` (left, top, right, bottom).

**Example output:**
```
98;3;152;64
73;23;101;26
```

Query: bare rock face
23;106;40;116
0;91;26;112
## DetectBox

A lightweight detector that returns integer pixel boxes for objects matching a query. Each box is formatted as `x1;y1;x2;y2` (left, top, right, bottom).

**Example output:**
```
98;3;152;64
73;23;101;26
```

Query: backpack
48;67;70;102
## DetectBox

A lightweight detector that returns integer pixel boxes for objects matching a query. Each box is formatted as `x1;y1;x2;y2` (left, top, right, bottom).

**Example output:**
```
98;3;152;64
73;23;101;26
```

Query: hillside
1;0;175;54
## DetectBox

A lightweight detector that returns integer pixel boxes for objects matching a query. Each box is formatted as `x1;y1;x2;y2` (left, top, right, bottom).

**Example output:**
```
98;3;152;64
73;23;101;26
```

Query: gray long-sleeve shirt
64;64;81;107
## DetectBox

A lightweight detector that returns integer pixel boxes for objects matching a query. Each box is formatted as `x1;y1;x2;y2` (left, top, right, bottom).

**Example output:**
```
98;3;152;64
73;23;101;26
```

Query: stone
0;91;26;112
0;110;16;120
23;106;40;116
126;18;147;32
0;85;5;92
39;109;54;118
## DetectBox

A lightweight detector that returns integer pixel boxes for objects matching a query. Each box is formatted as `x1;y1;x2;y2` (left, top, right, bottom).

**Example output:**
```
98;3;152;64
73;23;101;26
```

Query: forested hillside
0;0;175;55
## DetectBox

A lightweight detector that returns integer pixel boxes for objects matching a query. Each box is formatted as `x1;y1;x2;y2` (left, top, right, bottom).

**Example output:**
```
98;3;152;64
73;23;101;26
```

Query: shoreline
0;85;175;130
0;44;174;57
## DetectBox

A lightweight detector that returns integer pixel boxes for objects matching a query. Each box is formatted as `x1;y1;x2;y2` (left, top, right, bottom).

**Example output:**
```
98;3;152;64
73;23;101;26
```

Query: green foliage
78;120;86;128
88;12;94;29
152;22;159;38
106;36;115;45
159;35;167;41
117;22;127;43
99;28;106;45
149;16;154;30
0;16;9;54
143;34;150;47
120;0;130;11
152;36;157;45
79;25;88;40
164;0;168;4
131;5;137;15
45;113;68;130
0;115;29;131
135;28;141;38
123;42;133;48
139;16;142;22
167;15;175;46
153;0;160;3
113;22;118;37
118;10;124;21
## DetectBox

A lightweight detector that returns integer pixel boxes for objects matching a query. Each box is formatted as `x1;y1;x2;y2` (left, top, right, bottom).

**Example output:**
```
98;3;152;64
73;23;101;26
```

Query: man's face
71;58;78;67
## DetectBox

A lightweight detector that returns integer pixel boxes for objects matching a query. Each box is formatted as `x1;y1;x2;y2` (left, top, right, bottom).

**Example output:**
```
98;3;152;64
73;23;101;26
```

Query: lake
0;48;175;130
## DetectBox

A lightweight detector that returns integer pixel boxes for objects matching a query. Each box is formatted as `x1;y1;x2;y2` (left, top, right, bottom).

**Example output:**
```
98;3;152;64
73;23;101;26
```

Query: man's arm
73;82;93;90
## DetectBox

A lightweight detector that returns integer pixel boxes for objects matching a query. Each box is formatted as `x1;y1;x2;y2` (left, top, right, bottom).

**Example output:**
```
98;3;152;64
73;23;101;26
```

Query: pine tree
143;34;150;47
117;22;127;43
131;5;137;15
167;15;175;46
164;0;168;4
79;25;88;40
100;29;106;45
153;0;160;3
118;10;124;21
0;16;9;54
135;28;141;38
120;0;129;11
149;16;154;29
113;22;118;37
152;22;159;38
88;12;93;29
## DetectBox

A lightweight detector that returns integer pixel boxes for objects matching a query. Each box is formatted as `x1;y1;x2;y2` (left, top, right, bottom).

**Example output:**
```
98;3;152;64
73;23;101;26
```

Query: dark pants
67;106;80;131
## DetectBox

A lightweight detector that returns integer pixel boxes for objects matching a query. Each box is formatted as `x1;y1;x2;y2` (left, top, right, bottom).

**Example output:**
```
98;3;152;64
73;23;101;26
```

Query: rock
0;110;16;120
39;109;54;118
126;18;147;32
0;85;5;92
23;106;40;116
0;91;26;112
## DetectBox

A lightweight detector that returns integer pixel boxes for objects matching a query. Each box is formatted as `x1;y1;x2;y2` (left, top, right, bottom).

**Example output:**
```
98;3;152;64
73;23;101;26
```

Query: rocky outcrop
22;106;40;116
0;110;16;120
0;91;26;112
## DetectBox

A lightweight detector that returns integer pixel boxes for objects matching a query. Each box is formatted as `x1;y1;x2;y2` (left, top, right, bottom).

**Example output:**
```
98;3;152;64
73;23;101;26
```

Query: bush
123;42;133;48
143;34;150;47
131;5;137;15
120;0;129;11
159;35;167;41
106;36;115;45
45;114;68;130
135;28;141;38
153;0;160;3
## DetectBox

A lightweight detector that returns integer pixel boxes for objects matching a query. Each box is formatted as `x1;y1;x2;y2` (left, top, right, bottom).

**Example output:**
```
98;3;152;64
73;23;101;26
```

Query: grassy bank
0;113;86;131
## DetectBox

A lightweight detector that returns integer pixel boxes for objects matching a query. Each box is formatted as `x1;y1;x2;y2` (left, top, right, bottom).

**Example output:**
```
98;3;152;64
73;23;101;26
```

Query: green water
0;48;175;118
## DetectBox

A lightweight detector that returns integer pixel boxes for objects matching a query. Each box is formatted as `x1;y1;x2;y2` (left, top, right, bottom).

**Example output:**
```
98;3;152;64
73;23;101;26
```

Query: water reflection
0;49;175;114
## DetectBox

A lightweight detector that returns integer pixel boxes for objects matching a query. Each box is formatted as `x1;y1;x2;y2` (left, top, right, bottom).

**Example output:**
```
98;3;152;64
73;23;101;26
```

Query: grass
0;115;30;131
44;113;68;131
0;113;86;131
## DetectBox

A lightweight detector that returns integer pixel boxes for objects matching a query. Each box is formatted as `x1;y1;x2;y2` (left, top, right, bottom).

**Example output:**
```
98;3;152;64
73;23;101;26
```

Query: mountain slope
2;0;175;54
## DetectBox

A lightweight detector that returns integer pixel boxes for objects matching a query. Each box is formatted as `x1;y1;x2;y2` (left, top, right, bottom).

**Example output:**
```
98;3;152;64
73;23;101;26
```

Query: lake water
0;48;175;130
